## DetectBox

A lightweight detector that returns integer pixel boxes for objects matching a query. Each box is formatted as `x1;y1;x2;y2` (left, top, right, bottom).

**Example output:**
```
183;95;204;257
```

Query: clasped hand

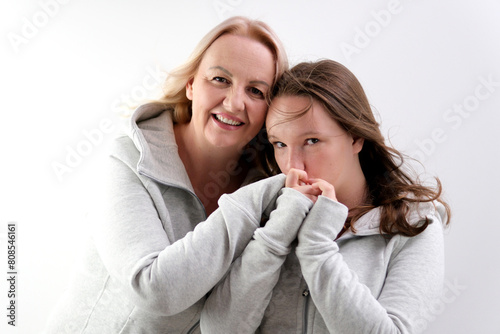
285;168;337;203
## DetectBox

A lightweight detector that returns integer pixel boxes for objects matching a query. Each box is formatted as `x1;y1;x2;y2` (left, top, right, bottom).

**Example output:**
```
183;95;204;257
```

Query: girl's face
186;34;275;151
267;95;364;198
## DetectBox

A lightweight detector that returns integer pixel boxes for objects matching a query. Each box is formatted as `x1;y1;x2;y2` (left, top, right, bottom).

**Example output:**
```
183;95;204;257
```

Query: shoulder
389;201;445;255
407;201;447;231
108;133;141;170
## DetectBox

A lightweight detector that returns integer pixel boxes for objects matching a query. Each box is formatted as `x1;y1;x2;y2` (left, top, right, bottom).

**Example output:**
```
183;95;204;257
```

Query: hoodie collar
128;103;195;193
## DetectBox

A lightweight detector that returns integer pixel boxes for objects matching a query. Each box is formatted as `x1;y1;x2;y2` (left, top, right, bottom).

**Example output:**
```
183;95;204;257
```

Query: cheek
307;151;337;179
196;85;222;108
249;102;268;124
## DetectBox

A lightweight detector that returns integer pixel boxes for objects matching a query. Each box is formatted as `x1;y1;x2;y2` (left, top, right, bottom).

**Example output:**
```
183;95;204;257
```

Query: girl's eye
249;87;264;98
273;141;286;148
305;138;319;145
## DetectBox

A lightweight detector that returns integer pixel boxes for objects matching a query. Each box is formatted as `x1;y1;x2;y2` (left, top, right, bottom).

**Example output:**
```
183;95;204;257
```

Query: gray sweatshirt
200;188;447;333
44;104;286;334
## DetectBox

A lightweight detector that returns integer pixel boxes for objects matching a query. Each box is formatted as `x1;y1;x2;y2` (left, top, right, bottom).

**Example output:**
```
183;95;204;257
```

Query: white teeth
215;114;242;126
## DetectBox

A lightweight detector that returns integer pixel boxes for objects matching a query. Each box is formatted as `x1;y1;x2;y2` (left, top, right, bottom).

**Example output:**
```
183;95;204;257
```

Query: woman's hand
285;169;338;203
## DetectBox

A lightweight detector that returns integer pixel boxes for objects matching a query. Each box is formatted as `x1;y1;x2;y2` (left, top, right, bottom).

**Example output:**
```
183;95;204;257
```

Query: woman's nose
224;86;245;113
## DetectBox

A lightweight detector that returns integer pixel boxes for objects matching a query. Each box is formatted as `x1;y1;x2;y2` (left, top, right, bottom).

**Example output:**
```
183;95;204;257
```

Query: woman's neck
174;122;248;215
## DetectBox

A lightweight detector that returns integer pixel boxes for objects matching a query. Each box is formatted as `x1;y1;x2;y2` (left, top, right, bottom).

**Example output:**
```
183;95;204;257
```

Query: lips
213;114;244;126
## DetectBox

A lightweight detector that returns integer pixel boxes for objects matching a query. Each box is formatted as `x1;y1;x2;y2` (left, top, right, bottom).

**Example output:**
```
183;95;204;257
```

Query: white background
1;0;499;333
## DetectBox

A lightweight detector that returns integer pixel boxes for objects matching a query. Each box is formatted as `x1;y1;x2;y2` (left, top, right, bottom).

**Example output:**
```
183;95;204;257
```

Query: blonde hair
154;16;288;123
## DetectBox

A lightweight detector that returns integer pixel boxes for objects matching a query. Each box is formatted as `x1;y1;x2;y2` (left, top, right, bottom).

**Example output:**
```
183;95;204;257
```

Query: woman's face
267;95;364;197
186;34;275;151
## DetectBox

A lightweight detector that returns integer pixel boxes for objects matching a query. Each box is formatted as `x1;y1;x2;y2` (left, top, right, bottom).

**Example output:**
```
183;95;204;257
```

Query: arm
296;196;445;334
200;187;313;333
91;155;286;316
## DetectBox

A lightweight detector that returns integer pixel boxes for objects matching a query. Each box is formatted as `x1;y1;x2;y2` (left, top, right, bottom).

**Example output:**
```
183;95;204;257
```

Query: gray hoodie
44;104;286;334
200;188;447;333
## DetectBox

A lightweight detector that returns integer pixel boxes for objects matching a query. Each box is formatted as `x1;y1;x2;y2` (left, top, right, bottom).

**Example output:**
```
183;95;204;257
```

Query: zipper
302;288;310;334
187;320;200;334
139;170;208;220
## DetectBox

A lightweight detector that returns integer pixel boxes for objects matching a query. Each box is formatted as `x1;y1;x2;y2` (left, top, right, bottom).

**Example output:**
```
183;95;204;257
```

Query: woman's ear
186;78;194;100
352;136;364;154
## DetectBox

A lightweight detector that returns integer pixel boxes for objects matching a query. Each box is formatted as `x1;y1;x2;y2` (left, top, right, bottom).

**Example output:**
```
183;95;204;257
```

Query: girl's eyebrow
267;130;321;142
297;131;321;137
267;134;278;141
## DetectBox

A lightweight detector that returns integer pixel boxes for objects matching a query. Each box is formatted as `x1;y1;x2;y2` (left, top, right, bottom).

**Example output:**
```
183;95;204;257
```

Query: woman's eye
249;87;264;98
305;138;319;145
213;76;229;84
273;142;286;148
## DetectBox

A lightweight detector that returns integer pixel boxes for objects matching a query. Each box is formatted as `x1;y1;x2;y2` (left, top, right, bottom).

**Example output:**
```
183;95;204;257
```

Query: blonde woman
45;16;288;334
201;59;451;333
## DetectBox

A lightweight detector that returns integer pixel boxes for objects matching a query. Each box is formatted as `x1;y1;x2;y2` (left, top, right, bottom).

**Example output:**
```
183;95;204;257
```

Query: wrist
298;196;348;242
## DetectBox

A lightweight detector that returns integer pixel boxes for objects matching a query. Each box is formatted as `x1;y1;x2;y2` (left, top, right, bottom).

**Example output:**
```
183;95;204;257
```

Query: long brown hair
266;59;450;236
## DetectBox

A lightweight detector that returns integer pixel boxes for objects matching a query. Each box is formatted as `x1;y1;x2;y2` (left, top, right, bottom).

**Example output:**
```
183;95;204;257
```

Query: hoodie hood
128;103;195;193
339;200;447;240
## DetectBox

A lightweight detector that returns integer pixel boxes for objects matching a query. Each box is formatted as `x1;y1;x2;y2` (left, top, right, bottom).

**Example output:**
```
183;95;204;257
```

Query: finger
291;185;319;203
303;194;318;203
310;179;337;201
285;169;309;188
293;185;322;197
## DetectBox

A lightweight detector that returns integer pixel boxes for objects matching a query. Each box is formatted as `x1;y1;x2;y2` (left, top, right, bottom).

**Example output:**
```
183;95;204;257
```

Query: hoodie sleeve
200;188;313;334
91;155;287;316
295;196;445;334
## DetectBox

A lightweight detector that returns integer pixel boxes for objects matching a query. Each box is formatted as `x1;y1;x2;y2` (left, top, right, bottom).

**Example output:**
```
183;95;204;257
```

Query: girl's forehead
267;96;311;121
267;98;348;139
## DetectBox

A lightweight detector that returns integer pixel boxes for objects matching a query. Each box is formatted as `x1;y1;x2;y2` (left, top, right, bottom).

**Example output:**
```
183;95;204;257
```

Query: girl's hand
308;178;338;202
285;169;321;203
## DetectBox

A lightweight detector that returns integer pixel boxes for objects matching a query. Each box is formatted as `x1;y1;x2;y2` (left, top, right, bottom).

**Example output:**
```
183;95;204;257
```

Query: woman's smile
212;113;244;128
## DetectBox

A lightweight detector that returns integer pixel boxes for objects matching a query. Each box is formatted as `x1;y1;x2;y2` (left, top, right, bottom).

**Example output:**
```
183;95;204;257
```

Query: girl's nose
286;149;305;171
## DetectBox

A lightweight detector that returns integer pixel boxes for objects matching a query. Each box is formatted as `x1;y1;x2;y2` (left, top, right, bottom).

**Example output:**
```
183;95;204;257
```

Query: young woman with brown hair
201;59;451;333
